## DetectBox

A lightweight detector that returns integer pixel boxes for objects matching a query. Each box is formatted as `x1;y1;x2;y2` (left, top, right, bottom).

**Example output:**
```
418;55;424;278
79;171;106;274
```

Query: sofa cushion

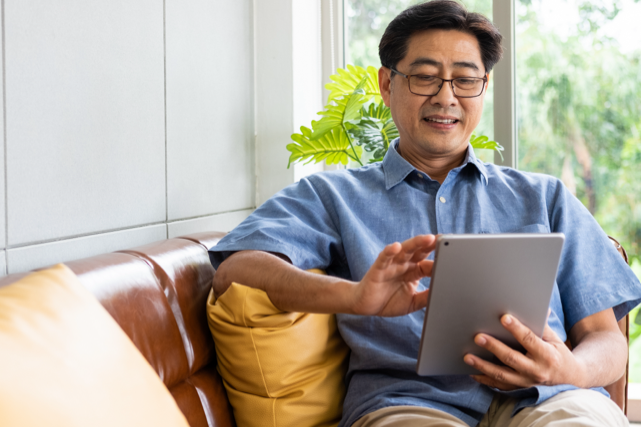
0;263;189;427
207;269;350;427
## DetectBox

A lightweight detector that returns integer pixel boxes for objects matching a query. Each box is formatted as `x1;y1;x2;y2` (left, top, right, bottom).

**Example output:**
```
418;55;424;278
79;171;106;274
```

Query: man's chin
413;138;469;157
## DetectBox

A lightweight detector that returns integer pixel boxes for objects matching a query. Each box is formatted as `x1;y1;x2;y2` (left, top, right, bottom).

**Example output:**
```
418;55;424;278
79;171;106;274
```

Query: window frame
492;0;517;168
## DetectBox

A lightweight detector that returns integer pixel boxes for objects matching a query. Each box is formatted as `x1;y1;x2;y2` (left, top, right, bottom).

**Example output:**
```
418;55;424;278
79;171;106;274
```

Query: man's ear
485;72;491;94
379;66;392;107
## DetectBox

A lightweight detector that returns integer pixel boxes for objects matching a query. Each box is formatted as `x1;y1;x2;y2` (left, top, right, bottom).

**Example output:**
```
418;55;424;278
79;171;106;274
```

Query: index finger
501;314;544;354
399;235;436;260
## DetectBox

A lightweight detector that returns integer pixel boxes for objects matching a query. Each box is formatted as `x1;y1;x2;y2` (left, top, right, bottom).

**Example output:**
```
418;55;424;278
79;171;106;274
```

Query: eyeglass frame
390;68;488;98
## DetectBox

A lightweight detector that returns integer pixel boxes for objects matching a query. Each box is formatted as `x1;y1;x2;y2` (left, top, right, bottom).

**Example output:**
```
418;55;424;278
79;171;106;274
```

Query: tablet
416;233;565;376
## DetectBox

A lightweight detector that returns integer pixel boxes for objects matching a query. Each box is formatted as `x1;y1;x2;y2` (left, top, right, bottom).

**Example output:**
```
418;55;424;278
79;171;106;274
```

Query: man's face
379;29;488;159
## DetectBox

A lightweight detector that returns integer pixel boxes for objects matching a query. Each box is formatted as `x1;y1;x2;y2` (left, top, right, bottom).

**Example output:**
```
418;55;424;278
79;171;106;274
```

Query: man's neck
397;141;468;184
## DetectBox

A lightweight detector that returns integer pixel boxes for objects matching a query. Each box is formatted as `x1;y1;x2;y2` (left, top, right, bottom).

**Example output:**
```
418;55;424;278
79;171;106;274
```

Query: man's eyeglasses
390;68;487;98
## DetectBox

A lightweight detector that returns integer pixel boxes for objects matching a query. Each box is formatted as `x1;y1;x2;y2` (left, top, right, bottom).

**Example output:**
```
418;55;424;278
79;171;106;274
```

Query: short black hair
379;0;503;73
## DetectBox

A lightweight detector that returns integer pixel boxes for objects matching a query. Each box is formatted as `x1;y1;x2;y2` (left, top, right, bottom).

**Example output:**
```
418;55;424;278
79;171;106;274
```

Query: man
209;1;641;426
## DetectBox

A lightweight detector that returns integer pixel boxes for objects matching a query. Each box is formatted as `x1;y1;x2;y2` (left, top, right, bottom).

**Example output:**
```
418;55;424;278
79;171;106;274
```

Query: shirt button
417;173;423;179
439;196;446;203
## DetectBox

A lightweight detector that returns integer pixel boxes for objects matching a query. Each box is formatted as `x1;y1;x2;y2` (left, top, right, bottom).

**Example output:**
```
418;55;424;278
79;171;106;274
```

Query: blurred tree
345;0;420;68
516;0;641;265
345;0;491;67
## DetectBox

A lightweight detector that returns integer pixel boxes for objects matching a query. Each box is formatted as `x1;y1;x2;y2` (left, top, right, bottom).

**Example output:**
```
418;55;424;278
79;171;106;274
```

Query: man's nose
430;81;457;107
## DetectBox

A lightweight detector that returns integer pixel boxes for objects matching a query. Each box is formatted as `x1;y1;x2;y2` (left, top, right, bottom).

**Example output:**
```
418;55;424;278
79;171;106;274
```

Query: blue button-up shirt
209;141;641;427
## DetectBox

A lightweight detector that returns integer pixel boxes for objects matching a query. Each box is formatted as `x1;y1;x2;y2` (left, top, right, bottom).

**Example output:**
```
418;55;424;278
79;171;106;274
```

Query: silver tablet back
417;233;564;376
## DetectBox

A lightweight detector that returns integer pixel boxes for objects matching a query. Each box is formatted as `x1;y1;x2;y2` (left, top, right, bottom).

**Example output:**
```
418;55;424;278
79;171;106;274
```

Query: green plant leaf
362;99;392;121
310;77;369;141
348;101;399;162
309;95;366;140
287;126;363;168
470;134;505;161
325;64;381;103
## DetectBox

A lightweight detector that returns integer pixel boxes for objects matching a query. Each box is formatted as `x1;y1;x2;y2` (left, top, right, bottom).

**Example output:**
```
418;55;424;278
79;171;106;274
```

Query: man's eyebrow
452;61;481;71
409;57;481;72
409;58;440;68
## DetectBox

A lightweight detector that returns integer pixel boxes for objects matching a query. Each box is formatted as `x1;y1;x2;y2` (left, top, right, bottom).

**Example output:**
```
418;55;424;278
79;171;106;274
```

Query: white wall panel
254;0;325;203
255;0;295;205
5;1;165;246
167;209;253;238
166;0;254;221
6;224;167;275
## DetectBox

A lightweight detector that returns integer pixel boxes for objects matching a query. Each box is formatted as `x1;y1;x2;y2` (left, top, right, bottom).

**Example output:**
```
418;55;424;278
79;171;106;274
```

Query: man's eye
415;75;437;82
456;78;478;86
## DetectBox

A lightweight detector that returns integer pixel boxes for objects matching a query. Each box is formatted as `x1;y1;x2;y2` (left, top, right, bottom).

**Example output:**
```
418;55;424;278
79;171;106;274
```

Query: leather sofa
0;231;630;426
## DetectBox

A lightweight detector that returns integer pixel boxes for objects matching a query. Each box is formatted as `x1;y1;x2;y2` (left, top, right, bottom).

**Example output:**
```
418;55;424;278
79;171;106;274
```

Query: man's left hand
463;314;581;390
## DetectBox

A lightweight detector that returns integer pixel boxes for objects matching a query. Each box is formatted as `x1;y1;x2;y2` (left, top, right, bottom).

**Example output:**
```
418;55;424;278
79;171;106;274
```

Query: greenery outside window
515;0;641;382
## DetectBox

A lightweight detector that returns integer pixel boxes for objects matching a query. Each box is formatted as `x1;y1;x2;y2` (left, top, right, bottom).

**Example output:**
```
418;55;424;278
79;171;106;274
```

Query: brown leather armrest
605;236;629;414
604;315;628;414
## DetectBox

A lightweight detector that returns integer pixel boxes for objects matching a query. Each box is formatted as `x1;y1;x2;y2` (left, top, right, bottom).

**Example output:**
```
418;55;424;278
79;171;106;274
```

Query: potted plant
286;64;503;168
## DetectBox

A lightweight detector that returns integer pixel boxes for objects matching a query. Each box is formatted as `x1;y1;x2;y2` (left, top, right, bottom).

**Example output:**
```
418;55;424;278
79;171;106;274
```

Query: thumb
410;289;430;313
404;259;434;282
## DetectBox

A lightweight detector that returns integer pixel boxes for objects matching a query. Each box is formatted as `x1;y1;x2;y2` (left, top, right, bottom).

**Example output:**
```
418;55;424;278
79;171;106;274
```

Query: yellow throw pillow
207;269;350;427
0;264;189;427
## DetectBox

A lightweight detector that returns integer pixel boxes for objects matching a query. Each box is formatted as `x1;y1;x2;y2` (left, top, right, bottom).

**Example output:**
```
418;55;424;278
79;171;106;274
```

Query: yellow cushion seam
241;284;247;328
272;397;277;427
243;286;273;399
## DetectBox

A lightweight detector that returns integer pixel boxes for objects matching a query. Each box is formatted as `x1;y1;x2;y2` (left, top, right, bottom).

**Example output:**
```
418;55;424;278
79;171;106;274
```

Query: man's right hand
349;234;436;316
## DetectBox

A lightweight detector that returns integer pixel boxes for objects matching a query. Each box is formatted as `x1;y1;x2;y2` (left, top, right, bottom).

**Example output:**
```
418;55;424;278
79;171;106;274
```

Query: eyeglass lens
409;76;484;97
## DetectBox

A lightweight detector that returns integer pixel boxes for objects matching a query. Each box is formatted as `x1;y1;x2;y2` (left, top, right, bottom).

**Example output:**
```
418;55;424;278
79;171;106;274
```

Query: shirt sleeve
548;179;641;329
208;176;342;271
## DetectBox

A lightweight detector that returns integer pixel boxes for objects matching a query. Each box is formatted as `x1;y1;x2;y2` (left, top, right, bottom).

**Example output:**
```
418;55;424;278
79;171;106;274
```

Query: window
346;0;641;389
516;0;641;384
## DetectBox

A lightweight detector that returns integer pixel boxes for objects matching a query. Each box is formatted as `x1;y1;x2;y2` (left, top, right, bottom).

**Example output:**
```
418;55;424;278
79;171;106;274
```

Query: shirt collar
466;144;489;185
382;138;489;190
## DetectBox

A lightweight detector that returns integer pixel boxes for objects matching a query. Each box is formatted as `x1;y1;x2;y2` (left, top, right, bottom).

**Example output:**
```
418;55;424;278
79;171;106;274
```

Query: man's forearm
212;250;356;314
213;236;435;317
571;329;628;389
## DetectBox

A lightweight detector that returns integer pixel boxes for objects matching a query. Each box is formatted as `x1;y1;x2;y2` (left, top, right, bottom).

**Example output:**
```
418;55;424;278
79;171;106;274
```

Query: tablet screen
416;233;564;376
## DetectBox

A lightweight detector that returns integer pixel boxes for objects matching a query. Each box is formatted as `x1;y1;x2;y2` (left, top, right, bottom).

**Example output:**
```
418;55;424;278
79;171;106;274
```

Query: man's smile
422;114;460;129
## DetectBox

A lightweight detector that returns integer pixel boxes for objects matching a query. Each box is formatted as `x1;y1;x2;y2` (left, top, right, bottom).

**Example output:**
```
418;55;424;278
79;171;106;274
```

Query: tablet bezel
416;233;565;376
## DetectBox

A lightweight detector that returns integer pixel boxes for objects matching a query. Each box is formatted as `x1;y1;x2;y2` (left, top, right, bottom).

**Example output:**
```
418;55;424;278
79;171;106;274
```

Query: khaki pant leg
351;406;471;427
487;389;628;427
